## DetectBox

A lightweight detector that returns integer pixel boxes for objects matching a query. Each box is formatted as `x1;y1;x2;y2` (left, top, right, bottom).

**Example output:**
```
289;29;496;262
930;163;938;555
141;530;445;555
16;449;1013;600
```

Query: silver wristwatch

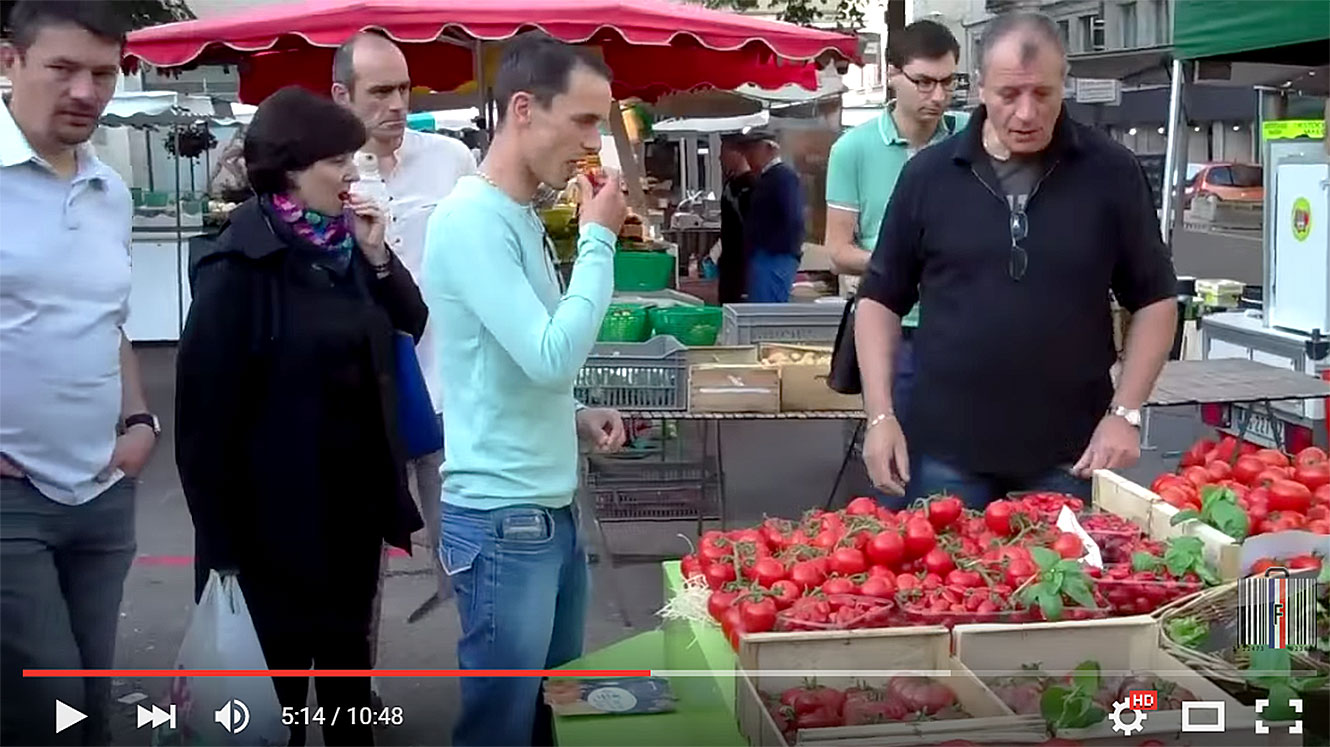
1109;405;1142;428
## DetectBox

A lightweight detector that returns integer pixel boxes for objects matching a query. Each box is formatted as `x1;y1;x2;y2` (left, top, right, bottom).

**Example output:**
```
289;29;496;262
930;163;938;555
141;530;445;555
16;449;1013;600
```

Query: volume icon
136;704;176;729
214;699;250;734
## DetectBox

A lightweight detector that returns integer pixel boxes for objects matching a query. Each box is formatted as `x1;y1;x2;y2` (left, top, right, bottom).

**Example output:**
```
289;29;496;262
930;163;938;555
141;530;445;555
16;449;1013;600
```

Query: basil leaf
1030;547;1059;570
1063;577;1099;610
1072;660;1101;693
1039;591;1064;621
1197;564;1222;587
1170;536;1204;555
1170;509;1201;526
1132;552;1161;572
1040;685;1072;727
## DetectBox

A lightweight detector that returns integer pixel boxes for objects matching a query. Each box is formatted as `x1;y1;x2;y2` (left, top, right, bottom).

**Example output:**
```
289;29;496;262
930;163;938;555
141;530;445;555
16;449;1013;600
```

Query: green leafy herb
1039;660;1108;731
1165;615;1210;648
1133;537;1222;585
1017;554;1098;620
1244;648;1330;721
1169;486;1249;540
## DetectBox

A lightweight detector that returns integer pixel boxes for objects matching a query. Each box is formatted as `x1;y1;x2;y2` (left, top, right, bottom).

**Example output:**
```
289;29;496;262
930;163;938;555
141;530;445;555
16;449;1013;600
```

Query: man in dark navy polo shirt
853;11;1178;507
737;129;806;302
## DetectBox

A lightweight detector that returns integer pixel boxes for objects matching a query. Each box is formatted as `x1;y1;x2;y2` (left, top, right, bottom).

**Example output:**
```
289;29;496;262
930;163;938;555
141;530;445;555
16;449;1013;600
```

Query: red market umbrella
123;0;860;103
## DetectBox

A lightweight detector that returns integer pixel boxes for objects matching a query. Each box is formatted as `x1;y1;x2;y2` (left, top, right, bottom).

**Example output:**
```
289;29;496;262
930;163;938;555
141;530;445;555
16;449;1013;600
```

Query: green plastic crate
614;250;674;292
649;305;722;346
598;303;651;342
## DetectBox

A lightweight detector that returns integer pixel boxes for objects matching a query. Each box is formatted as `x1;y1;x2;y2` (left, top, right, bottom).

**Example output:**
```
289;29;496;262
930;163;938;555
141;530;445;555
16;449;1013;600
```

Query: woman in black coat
175;86;425;746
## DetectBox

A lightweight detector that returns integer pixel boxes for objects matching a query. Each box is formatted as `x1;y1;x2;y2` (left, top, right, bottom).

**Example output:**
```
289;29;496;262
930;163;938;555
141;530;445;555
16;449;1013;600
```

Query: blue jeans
911;455;1091;510
746;252;800;303
440;503;588;747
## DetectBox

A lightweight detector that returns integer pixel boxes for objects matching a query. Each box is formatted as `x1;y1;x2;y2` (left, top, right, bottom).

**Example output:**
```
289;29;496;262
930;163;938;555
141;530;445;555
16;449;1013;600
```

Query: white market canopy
653;110;770;135
101;91;256;128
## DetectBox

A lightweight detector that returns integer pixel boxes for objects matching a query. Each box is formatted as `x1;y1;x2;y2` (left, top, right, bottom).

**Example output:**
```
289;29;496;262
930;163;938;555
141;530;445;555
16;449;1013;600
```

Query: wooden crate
1092;470;1242;580
689;364;780;413
735;627;1042;746
952;616;1292;745
686;346;760;367
758;344;861;412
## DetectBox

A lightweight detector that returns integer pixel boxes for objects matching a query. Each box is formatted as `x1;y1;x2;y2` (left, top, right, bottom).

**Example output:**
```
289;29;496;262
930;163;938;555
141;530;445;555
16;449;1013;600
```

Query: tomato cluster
1078;513;1144;563
683;493;1147;647
764;677;967;738
1154;440;1330;535
1089;564;1203;615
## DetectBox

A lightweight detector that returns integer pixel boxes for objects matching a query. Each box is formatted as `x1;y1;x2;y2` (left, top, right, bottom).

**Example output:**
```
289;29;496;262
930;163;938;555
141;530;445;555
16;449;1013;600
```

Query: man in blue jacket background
738;129;805;302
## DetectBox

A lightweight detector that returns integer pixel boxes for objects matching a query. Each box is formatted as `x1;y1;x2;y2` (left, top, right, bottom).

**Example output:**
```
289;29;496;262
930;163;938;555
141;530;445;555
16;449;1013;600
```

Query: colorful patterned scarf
268;192;355;273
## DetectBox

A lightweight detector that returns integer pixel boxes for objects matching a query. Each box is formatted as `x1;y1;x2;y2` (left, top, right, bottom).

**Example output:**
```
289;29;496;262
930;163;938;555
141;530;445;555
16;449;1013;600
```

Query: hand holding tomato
1072;414;1142;478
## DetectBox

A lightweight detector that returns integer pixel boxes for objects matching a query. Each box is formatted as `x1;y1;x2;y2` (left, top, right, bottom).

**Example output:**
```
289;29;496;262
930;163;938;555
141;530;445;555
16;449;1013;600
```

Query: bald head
978;11;1066;79
331;31;411;144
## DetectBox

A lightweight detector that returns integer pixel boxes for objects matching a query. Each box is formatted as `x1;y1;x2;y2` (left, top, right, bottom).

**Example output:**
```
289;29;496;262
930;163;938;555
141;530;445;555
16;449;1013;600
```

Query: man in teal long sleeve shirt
420;34;628;747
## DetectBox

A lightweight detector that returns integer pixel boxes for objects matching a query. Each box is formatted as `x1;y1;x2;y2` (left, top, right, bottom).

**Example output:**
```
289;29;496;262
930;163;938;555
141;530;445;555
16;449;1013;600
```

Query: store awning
1174;0;1330;64
123;0;860;103
653;110;768;135
1067;45;1173;87
100;91;256;128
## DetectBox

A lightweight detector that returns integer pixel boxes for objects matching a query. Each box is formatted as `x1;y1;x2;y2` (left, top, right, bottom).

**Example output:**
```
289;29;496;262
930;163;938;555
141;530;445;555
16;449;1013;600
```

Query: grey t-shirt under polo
989;154;1044;211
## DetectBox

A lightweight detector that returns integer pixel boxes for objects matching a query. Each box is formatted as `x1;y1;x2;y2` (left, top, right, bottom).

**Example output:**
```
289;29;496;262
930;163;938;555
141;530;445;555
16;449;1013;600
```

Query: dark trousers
911;454;1092;509
1;476;136;746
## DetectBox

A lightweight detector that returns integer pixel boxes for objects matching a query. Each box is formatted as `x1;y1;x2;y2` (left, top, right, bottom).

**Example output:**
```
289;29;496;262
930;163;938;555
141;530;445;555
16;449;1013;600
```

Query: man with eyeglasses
854;11;1177;508
826;20;966;502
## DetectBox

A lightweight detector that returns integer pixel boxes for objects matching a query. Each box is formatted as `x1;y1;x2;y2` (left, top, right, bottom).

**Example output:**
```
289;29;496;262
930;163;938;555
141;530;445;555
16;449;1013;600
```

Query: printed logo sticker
1291;197;1312;242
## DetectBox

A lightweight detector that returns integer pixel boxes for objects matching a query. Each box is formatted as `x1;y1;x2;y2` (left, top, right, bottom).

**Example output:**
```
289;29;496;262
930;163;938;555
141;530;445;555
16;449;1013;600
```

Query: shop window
1121;2;1138;48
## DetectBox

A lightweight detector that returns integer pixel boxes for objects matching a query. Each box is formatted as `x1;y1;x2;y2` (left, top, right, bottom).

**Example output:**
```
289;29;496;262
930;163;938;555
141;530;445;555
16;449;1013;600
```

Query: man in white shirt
332;31;476;626
0;2;156;743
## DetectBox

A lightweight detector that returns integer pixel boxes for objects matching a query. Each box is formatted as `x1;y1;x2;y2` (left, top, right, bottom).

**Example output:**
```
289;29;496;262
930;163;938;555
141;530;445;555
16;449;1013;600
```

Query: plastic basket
720;302;845;345
775;595;899;632
575;336;688;410
614;250;674;292
598;303;652;342
650;306;723;346
1095;567;1204;615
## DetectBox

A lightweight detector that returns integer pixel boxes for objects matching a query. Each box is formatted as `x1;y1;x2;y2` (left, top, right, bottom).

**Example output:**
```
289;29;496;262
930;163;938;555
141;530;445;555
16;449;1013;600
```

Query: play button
55;700;87;734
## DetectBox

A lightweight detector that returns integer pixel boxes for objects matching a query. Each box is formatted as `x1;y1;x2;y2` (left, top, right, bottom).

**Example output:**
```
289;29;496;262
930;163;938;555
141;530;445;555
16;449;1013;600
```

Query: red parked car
1183;162;1263;209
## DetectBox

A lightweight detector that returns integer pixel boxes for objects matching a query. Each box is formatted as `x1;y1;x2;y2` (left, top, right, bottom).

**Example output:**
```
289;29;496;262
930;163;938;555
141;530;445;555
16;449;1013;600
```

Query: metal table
1141;358;1330;452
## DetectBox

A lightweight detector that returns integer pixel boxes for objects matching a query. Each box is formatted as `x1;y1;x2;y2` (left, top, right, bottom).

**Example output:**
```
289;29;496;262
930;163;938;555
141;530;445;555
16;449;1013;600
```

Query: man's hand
0;454;25;478
98;426;156;481
576;408;627;453
863;416;910;496
1071;414;1141;478
578;171;628;236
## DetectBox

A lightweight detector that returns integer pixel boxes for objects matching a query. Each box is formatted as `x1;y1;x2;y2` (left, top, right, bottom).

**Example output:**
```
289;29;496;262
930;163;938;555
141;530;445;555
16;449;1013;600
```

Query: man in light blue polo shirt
0;2;156;744
826;20;966;500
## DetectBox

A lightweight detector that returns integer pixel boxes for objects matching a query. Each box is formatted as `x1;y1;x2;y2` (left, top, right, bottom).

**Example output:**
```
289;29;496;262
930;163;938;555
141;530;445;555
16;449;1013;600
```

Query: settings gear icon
1109;698;1147;735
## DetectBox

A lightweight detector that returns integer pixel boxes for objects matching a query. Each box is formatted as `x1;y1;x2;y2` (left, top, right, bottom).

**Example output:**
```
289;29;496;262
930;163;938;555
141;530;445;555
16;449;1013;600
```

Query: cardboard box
736;627;1042;746
1093;470;1242;580
759;344;862;412
952;616;1290;745
689;364;779;413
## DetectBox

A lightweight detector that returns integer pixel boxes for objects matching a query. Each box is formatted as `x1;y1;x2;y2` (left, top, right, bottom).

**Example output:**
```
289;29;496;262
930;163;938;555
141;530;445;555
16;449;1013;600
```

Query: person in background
855;12;1177;507
331;29;476;664
0;3;152;744
826;21;967;480
207;124;249;203
421;34;628;747
175;86;426;746
717;135;756;304
738;129;805;303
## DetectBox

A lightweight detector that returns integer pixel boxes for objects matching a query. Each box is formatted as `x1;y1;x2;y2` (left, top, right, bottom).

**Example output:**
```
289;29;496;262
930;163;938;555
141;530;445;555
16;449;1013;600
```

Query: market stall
1158;0;1330;451
98;91;256;342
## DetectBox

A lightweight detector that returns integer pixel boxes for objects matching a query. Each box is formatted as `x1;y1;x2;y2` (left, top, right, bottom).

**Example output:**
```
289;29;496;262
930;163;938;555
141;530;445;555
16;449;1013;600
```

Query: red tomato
1051;532;1085;559
769;579;801;609
923;548;956;576
1159;486;1196;510
1268;479;1313;514
1308;519;1330;534
1182;466;1211;487
895;573;920;591
752;557;787;587
821;576;857;595
1205;460;1233;482
722;606;743;646
1247;501;1270;526
866;530;905;569
1250;557;1279;575
1151;473;1187;494
1294;463;1330;492
903;518;937;559
1295;446;1328;467
1268;511;1308;532
1256;467;1293;485
1180;438;1216;468
926;495;964;531
1233;455;1267;485
845;495;879;516
708;589;738;621
738;597;777;633
985;500;1017;536
680;554;703;581
859;575;895;598
1005;559;1035;587
1316;484;1330;505
704;561;736;590
1287;554;1322;571
1256;449;1291;468
788;560;826;591
828;547;868;576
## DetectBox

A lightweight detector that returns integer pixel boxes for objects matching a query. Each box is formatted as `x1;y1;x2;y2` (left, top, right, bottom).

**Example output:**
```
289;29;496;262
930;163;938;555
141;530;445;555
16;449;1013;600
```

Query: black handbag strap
827;296;862;395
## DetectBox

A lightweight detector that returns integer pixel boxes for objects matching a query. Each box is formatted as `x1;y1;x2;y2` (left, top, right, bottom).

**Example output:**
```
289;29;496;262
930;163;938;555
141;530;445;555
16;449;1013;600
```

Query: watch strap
124;413;159;435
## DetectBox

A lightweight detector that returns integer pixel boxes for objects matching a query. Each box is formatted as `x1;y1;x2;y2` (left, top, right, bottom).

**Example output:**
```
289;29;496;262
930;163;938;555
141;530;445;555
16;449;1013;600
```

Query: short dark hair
492;33;612;125
7;0;127;53
885;19;959;69
244;86;367;195
978;11;1066;75
331;29;394;91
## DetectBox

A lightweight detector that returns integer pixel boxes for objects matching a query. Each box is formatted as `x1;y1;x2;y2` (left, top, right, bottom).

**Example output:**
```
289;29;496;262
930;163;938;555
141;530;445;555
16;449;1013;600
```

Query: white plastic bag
154;572;289;746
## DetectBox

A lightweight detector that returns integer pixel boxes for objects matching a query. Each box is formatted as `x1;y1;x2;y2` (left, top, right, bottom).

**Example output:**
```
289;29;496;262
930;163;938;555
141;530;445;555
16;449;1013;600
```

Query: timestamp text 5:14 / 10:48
281;706;405;727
